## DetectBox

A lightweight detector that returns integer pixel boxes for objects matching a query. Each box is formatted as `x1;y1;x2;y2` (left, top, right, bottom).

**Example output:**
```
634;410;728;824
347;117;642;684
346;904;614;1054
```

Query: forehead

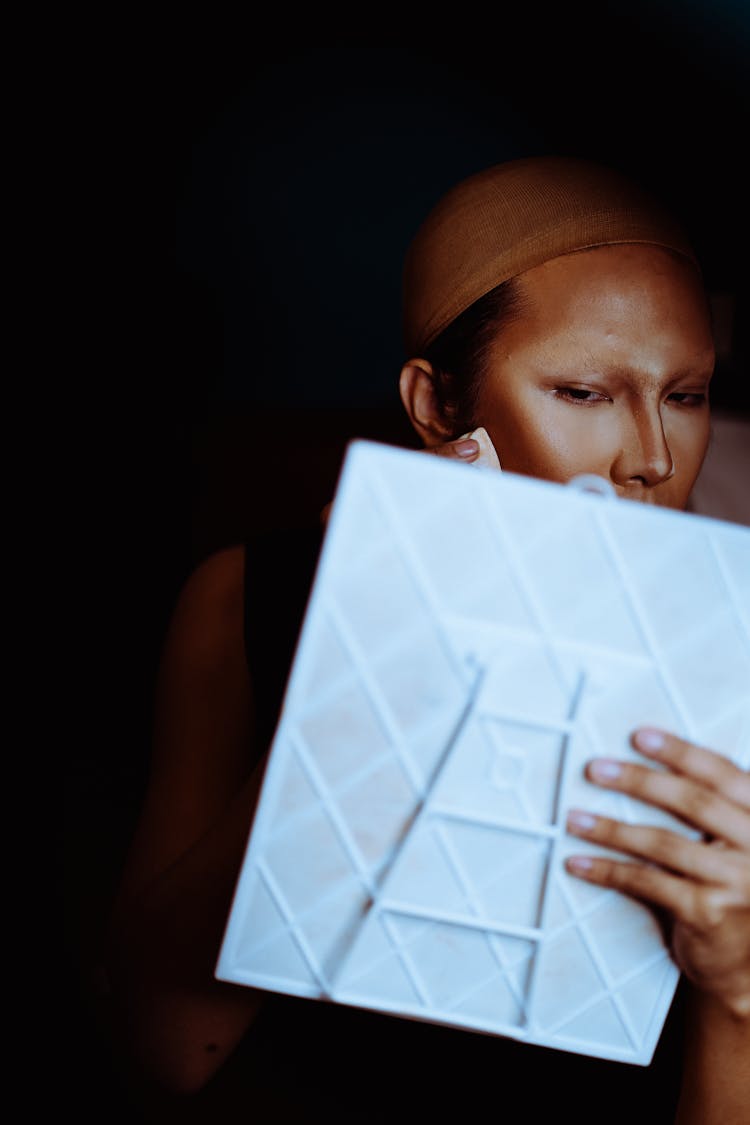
515;244;709;327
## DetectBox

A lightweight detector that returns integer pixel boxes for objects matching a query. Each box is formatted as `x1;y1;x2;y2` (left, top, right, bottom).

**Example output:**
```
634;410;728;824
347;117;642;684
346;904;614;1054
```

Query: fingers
565;730;750;1013
565;809;746;883
326;433;481;523
564;852;699;922
566;810;746;886
564;727;750;917
581;736;750;850
426;437;479;462
563;851;749;933
631;728;750;811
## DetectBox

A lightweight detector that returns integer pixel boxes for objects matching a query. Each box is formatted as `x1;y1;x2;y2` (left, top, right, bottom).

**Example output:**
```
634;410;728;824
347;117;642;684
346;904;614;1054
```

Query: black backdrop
73;19;748;1121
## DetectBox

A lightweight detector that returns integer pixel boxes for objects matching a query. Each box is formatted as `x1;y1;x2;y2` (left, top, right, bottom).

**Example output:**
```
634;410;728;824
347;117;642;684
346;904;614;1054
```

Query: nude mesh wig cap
402;156;698;356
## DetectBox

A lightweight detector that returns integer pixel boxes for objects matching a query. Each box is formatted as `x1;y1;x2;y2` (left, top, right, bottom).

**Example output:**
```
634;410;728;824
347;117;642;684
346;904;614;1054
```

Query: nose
611;402;674;489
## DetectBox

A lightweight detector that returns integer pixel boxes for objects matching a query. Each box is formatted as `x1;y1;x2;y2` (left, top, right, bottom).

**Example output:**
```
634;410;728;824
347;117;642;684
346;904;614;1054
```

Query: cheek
481;394;615;481
665;412;711;485
670;411;711;463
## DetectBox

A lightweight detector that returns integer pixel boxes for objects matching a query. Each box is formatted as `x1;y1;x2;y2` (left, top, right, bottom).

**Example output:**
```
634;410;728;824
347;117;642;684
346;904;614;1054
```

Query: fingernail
634;728;665;753
454;439;479;459
566;856;593;873
567;810;597;832
589;759;622;781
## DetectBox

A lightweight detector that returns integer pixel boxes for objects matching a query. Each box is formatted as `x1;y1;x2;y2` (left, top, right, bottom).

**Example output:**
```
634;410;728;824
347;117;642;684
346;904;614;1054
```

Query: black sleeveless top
189;526;686;1124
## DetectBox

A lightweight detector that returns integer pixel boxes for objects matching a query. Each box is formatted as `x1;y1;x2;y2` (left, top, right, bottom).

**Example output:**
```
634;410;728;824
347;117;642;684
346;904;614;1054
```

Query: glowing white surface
217;441;750;1065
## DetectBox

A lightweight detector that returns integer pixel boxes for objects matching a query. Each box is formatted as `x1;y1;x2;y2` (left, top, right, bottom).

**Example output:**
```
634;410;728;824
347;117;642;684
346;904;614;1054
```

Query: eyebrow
566;351;715;389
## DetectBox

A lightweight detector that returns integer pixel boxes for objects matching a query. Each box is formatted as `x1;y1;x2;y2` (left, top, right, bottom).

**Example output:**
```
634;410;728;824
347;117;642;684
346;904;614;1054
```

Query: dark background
73;16;748;1120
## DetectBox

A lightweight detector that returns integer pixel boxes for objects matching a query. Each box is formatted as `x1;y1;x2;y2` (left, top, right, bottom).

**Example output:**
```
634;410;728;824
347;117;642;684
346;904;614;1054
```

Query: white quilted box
216;440;750;1065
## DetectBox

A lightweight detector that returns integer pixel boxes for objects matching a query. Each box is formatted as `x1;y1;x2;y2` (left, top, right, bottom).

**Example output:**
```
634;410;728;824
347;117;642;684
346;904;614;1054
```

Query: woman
108;157;749;1122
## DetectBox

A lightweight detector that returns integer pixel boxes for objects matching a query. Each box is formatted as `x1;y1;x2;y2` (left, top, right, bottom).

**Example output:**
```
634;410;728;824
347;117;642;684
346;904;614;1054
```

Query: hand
426;428;501;469
320;436;482;526
424;435;481;462
565;728;750;1018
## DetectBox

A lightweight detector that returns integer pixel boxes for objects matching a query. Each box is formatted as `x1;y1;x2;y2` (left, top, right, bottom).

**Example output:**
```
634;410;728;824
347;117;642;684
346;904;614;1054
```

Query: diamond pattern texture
217;442;750;1065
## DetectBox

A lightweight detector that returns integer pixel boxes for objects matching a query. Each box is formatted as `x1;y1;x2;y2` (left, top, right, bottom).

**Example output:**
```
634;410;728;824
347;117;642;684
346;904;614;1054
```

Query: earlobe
399;359;454;447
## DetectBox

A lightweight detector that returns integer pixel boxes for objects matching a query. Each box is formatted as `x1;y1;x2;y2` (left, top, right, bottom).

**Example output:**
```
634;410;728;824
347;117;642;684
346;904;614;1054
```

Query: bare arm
675;989;750;1125
106;437;481;1094
565;730;750;1123
107;546;267;1093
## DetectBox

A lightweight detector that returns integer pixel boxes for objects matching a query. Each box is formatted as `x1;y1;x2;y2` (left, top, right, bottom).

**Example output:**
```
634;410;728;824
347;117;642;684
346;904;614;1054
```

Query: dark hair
422;277;528;436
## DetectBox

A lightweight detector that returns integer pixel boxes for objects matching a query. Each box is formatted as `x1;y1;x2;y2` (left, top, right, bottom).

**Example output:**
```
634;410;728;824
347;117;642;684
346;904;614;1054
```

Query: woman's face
475;245;715;510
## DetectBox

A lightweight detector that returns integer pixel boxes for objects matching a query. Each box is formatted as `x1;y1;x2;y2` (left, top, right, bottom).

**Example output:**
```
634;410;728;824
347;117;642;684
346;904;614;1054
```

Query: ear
399;359;455;448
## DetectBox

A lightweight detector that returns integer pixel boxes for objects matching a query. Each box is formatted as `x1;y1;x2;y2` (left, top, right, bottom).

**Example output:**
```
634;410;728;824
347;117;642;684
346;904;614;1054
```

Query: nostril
611;422;675;488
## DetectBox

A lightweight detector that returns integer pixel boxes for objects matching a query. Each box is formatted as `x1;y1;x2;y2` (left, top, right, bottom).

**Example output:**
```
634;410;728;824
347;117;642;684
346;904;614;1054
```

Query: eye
667;392;707;407
554;386;610;405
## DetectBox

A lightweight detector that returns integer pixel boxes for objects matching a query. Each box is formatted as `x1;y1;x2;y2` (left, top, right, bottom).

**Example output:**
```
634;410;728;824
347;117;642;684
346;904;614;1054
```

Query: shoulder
175;545;246;618
163;546;247;674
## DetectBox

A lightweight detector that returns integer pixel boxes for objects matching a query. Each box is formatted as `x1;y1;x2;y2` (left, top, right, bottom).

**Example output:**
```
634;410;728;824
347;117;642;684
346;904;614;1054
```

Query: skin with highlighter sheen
473;244;715;511
109;155;748;1125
